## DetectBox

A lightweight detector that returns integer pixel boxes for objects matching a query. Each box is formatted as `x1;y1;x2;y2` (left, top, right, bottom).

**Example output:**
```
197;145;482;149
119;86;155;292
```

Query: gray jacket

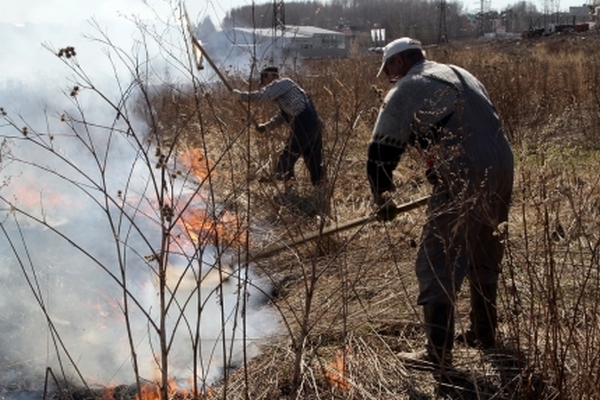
369;60;513;195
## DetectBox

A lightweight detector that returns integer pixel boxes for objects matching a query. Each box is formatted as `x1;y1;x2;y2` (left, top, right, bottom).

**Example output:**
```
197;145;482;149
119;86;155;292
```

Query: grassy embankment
150;33;600;399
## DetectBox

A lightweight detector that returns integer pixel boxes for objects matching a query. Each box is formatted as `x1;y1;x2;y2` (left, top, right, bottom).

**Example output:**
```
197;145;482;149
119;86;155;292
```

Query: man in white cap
367;37;514;370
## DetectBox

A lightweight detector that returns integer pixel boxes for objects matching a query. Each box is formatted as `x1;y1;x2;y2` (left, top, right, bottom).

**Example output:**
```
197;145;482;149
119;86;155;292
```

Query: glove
255;124;267;133
372;192;398;222
425;167;439;185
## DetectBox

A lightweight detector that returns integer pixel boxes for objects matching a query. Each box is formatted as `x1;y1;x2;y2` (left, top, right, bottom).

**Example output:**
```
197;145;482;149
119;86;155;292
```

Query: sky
0;0;233;27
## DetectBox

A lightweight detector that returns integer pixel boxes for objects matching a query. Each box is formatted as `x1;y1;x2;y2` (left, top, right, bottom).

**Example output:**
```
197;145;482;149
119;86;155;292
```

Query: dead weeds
147;33;600;399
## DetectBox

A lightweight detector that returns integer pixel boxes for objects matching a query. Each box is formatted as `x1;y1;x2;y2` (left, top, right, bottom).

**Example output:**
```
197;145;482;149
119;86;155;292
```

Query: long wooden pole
184;6;266;135
246;195;430;262
184;5;233;91
193;40;234;92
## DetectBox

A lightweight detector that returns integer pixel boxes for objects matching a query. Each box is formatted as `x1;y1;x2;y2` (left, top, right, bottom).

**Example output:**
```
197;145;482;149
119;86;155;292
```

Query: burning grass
145;33;600;399
4;29;600;400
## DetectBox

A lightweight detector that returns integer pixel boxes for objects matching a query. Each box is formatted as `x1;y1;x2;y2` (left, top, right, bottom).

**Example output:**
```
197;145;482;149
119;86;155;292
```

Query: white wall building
232;25;347;61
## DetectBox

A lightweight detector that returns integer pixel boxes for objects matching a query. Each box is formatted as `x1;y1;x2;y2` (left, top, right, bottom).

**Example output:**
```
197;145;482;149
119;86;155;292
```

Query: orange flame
135;383;162;400
174;148;248;248
102;380;216;400
178;147;214;182
9;182;83;217
178;204;247;247
86;293;124;330
140;380;215;400
324;348;351;390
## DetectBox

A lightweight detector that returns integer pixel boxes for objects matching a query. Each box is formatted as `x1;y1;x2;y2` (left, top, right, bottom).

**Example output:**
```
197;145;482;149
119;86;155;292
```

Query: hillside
149;32;600;399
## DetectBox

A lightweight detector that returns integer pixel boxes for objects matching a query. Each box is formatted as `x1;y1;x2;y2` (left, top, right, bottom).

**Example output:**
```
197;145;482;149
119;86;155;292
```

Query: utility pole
273;0;285;35
437;0;449;44
478;0;491;36
271;0;285;64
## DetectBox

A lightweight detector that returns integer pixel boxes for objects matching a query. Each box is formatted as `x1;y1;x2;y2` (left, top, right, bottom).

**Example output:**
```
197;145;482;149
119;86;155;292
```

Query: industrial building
226;25;347;62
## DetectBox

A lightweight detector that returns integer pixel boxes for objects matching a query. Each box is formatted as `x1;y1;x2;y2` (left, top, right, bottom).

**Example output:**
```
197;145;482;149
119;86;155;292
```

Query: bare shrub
2;10;600;399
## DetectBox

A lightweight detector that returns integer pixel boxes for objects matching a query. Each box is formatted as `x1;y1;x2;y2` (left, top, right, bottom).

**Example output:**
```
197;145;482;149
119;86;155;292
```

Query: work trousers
415;163;513;306
275;103;325;186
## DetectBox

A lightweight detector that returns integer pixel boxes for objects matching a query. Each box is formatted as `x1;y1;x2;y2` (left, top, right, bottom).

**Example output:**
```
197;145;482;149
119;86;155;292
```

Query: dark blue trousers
275;102;325;186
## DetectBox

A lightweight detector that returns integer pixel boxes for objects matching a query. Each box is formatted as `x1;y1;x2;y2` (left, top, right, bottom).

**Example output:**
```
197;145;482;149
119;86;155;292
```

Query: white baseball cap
376;37;423;77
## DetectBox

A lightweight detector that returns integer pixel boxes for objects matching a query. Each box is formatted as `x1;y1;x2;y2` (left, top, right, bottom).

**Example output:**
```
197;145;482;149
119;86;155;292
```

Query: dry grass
146;32;600;399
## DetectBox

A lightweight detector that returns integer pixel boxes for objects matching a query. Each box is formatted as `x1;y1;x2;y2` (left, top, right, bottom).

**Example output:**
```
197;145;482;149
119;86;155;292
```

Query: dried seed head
161;205;174;221
57;46;76;58
144;253;159;262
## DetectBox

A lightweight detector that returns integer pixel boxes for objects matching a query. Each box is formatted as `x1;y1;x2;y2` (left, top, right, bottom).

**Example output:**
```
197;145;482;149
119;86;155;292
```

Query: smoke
0;7;279;397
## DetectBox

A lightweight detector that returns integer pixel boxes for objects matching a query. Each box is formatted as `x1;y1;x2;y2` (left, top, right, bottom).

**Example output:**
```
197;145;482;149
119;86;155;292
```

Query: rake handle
189;26;263;130
248;195;430;262
184;4;233;91
194;40;233;92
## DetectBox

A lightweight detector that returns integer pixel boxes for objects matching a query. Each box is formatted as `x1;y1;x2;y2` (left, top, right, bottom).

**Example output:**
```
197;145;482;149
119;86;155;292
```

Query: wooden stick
214;196;429;283
183;5;264;133
183;5;233;91
246;195;430;262
194;42;234;92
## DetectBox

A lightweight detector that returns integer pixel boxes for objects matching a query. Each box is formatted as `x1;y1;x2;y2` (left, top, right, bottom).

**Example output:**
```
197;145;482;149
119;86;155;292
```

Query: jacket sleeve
366;142;404;195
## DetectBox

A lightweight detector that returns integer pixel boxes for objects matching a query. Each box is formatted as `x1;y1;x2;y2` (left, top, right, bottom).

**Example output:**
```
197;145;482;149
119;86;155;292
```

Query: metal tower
273;0;285;37
481;0;491;13
437;0;448;44
477;0;492;36
269;0;285;64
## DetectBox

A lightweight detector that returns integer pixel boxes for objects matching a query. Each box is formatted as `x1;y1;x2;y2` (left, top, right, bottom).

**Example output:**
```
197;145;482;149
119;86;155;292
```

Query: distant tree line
218;0;572;44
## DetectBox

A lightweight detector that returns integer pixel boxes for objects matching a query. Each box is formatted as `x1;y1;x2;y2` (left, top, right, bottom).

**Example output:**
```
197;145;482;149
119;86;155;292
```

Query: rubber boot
312;179;331;214
398;303;455;370
458;282;497;349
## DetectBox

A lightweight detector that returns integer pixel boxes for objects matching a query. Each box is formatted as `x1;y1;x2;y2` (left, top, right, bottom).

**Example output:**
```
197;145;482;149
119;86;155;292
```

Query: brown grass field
148;31;600;399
